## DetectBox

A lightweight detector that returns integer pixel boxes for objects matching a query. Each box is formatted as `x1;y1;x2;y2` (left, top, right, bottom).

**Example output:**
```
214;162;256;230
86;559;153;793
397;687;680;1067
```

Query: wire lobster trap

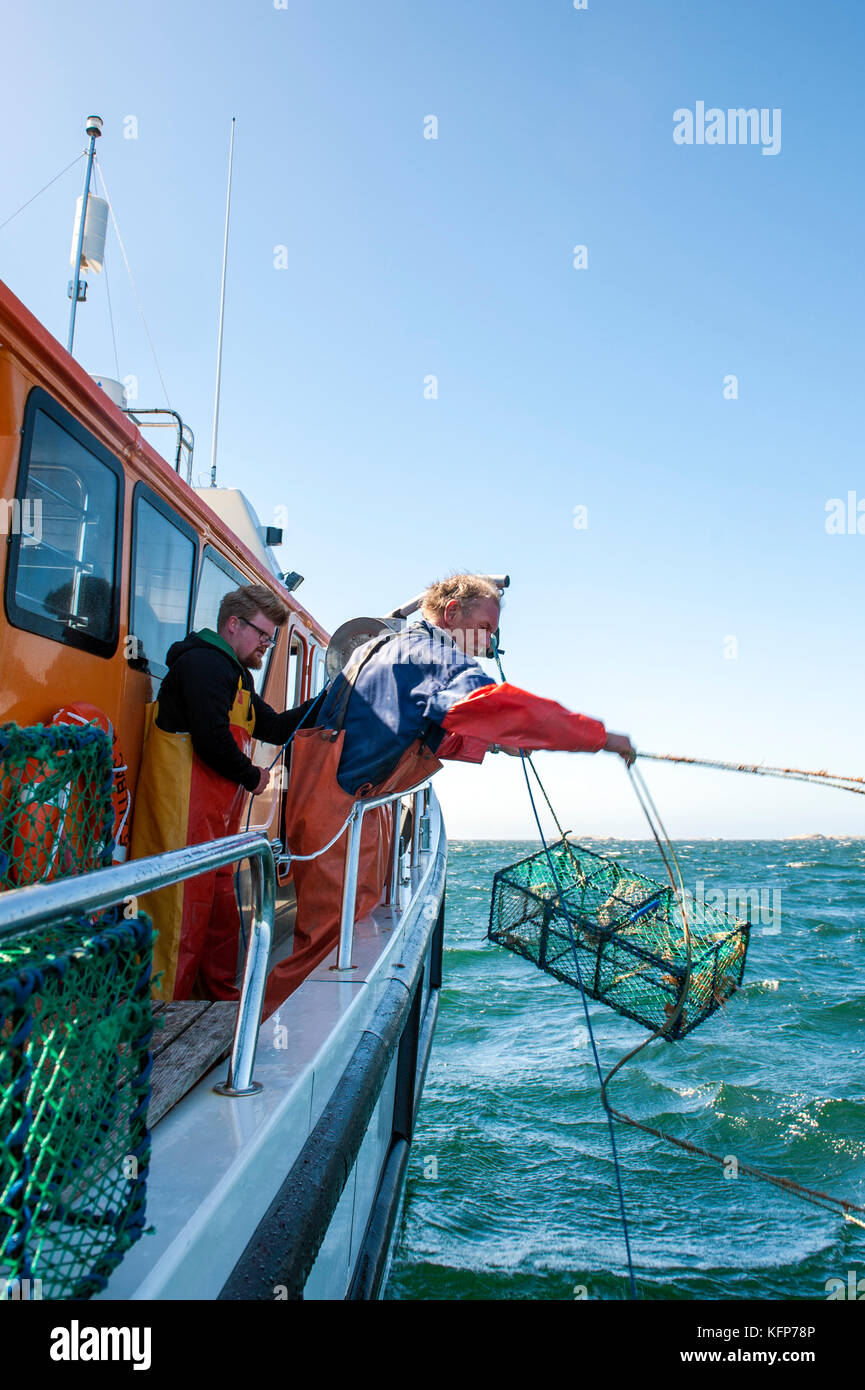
0;723;114;889
488;838;750;1040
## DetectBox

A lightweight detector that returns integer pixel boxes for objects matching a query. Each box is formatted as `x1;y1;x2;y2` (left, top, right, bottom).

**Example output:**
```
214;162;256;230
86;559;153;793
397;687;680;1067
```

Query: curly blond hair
419;573;501;624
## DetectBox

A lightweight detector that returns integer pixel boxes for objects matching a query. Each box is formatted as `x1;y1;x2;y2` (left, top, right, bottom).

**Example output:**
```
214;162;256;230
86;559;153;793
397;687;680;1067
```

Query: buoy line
487;640;865;1295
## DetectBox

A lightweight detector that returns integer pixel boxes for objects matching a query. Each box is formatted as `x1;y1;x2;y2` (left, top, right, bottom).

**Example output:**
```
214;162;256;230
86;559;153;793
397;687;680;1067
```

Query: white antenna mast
210;116;236;487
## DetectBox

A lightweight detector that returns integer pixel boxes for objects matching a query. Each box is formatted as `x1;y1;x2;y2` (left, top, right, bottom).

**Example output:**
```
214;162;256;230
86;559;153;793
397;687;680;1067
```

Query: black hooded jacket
155;630;322;792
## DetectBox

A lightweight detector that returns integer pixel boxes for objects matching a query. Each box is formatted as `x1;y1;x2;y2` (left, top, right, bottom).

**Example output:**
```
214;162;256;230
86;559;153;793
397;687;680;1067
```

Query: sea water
386;839;865;1300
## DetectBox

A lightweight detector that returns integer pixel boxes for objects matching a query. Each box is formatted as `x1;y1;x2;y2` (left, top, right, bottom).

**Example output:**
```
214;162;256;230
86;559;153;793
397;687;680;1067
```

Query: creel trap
488;839;749;1040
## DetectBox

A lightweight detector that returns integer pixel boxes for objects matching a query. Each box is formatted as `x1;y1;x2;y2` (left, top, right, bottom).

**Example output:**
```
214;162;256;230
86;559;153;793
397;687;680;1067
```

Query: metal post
67;115;102;355
411;790;422;866
214;848;276;1097
392;801;406;909
0;830;276;1099
334;804;364;970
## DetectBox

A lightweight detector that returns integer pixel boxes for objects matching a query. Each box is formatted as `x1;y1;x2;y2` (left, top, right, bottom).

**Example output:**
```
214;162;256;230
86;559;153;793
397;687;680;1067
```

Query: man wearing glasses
131;583;320;1002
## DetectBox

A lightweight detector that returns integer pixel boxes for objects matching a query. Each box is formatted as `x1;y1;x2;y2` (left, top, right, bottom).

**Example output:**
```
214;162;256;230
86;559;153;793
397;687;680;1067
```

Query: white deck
98;795;444;1301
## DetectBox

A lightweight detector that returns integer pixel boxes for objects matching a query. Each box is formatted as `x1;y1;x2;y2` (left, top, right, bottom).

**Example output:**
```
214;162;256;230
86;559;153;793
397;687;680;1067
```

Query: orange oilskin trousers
130;688;255;1001
262;729;441;1018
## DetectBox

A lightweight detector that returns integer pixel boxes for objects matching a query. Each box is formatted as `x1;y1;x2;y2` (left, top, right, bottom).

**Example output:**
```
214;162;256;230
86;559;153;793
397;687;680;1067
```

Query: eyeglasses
239;617;277;648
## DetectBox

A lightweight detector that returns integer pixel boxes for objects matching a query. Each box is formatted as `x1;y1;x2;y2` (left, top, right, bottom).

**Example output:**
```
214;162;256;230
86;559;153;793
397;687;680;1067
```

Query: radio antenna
210;116;235;487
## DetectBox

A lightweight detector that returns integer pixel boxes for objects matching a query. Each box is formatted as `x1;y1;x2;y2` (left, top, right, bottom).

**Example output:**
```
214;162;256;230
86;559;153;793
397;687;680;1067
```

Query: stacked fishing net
0;724;154;1298
488;839;749;1040
0;913;154;1298
0;723;115;889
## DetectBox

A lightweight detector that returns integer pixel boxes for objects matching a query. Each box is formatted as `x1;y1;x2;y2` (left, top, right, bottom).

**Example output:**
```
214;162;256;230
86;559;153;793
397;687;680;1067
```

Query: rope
603;1104;865;1227
487;645;865;1275
489;637;638;1298
518;753;639;1299
93;157;173;408
0;152;85;232
597;764;693;1108
610;759;865;1229
489;646;571;842
639;751;865;796
237;688;336;949
93;165;121;381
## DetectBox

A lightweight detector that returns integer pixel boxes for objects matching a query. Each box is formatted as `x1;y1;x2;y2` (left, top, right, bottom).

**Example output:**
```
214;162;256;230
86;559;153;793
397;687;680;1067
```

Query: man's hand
253;767;270;795
605;732;636;766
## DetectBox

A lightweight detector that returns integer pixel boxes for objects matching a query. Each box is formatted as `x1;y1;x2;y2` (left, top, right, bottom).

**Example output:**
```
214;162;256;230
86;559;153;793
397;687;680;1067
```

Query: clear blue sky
3;0;863;838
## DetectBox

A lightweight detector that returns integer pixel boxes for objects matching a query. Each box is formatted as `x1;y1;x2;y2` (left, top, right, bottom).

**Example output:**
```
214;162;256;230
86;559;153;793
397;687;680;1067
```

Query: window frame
5;387;125;657
128;481;199;678
193;545;275;694
309;645;328;697
287;627;308;707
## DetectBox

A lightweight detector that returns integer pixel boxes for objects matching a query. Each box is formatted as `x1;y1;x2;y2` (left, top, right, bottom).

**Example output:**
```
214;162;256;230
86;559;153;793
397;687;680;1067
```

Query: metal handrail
334;777;433;971
0;831;275;1099
0;781;435;1100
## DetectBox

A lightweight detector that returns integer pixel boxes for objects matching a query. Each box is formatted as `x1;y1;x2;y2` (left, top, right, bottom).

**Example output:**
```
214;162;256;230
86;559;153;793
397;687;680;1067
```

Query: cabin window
287;633;306;706
311;649;328;696
193;547;272;695
129;488;196;677
6;390;123;656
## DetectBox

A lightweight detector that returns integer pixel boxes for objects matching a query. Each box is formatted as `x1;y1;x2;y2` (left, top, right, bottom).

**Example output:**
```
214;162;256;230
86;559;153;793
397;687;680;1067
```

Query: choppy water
385;839;865;1300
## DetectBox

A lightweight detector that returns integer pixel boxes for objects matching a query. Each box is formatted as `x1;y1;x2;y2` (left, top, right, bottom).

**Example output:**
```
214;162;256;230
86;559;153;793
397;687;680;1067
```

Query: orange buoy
2;758;73;885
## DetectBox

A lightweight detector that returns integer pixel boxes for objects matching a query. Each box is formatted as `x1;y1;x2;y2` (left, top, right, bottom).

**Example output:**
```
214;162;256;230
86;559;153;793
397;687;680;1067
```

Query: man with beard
131;583;319;1001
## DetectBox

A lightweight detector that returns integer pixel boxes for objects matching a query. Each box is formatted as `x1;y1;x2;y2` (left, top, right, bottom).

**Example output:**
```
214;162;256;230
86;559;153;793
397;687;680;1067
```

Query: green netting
0;911;154;1299
488;839;750;1040
0;723;115;889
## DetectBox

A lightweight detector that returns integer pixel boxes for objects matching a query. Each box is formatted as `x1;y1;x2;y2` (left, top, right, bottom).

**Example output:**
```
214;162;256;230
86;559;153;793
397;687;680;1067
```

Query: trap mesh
0;723;115;889
0;911;154;1299
488;839;749;1040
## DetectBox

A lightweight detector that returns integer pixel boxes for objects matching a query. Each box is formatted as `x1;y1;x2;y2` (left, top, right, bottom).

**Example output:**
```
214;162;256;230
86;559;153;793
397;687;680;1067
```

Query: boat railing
0;779;434;1103
0;830;275;1097
335;779;433;971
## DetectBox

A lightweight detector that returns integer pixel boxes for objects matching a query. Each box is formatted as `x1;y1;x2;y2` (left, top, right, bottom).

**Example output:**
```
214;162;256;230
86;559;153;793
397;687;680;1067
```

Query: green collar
198;628;245;672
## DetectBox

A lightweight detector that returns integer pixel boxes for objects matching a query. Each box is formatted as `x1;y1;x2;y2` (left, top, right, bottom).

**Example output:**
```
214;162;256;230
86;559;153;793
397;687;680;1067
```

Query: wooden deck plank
148;1002;238;1127
151;1000;209;1058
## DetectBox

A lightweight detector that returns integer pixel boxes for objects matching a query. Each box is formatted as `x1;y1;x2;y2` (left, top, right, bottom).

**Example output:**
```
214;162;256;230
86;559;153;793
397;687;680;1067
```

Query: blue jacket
316;620;494;794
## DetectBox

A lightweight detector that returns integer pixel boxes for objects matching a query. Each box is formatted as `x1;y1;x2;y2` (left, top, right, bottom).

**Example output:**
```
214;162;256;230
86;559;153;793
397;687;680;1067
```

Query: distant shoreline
451;834;865;843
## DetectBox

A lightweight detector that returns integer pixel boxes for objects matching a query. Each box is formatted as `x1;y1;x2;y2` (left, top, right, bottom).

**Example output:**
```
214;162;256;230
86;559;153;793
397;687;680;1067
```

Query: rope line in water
488;646;864;1272
605;762;865;1230
518;754;639;1300
603;1104;865;1228
490;638;638;1298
